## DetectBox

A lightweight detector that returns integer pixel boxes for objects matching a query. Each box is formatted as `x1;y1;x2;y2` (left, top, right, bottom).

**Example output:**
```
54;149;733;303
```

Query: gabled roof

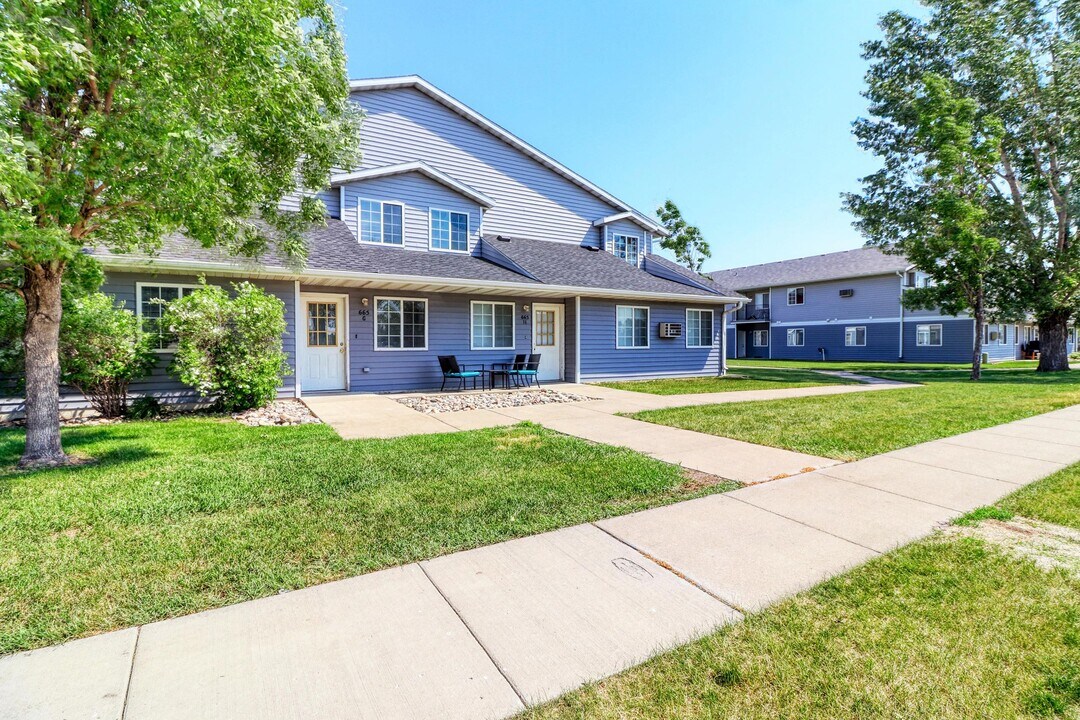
480;234;741;299
349;76;668;237
329;161;495;209
710;246;913;290
593;211;667;235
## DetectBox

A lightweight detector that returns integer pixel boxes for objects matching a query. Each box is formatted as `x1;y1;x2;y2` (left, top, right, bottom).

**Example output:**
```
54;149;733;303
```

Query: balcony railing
736;306;770;322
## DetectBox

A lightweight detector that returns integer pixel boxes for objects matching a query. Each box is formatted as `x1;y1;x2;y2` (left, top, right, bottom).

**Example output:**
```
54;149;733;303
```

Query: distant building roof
709;246;912;290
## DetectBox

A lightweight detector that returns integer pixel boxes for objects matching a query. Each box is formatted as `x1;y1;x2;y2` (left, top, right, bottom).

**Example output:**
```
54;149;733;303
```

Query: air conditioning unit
839;288;854;298
659;322;683;339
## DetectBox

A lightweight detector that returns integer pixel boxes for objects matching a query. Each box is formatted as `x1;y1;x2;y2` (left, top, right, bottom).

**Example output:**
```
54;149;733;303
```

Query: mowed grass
597;367;858;395
0;418;735;655
524;468;1080;720
631;368;1080;460
728;358;1039;372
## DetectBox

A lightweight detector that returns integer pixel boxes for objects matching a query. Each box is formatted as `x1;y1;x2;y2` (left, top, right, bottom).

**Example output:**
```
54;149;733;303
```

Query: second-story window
612;234;640;266
359;199;403;245
787;287;804;305
430;209;469;252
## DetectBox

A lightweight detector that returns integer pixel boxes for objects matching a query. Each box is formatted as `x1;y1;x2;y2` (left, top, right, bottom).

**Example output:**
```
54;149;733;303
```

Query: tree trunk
19;262;68;468
970;297;984;381
1037;310;1071;372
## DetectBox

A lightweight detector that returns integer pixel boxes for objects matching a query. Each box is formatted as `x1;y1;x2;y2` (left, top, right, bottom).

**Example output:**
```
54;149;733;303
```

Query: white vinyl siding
470;301;515;350
685;309;714;348
616;305;649;348
137;283;201;351
430;208;469;252
375;297;427;350
844;326;866;347
786;328;805;347
359;199;403;245
916;323;942;347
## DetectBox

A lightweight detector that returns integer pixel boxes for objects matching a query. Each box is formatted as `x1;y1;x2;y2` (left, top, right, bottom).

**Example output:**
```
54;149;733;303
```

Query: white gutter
96;256;743;305
896;270;905;359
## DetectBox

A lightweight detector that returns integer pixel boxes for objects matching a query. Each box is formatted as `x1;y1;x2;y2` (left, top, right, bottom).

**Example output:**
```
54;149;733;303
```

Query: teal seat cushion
447;371;481;377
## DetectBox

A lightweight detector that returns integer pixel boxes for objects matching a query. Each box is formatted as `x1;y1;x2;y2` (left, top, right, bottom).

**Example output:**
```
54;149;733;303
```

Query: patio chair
438;355;482;391
491;354;526;390
510;353;541;388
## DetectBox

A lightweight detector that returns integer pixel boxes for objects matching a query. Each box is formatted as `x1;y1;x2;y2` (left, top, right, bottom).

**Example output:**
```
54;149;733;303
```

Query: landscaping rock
396;389;595;414
231;400;322;426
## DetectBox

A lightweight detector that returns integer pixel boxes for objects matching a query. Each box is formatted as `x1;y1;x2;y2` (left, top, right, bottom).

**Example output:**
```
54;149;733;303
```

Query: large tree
656;200;711;273
0;0;360;466
846;0;1080;373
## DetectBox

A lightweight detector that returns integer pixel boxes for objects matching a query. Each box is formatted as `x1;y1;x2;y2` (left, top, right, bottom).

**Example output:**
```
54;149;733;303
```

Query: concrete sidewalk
4;405;1078;720
306;378;913;482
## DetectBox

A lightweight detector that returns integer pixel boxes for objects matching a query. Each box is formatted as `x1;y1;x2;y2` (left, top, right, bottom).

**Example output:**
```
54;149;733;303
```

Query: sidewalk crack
119;626;142;720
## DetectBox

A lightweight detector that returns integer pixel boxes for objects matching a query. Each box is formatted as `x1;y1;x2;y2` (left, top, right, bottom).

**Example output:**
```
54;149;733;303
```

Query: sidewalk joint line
814;471;967;513
724;494;884;555
416;562;529;710
590;521;746;616
119;625;142;720
937;438;1076;464
978;428;1080;449
876;454;1029;484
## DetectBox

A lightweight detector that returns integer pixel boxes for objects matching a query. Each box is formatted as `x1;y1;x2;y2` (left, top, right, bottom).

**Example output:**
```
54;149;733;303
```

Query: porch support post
574;295;582;383
293;279;302;398
719;304;729;376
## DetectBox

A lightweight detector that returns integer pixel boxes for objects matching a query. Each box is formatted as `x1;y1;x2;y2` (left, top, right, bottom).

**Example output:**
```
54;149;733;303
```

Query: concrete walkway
305;378;912;483
4;405;1079;720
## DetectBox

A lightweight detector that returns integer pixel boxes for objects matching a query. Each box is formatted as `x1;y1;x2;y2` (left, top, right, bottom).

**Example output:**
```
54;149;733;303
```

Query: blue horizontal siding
578;298;720;381
900;319;974;363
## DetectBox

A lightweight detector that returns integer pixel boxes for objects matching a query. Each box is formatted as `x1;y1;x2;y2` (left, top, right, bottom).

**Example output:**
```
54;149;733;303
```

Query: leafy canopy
656;200;711;273
0;0;361;268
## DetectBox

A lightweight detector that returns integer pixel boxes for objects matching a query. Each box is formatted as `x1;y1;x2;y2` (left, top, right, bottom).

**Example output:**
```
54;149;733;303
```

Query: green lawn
597;367;858;395
728;358;1039;372
523;459;1080;720
631;367;1080;461
0;418;736;655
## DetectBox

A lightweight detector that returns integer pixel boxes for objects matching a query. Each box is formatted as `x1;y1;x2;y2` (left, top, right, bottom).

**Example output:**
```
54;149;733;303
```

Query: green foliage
165;281;288;411
0;0;361;268
656;200;711;272
126;396;163;421
953;505;1014;527
845;0;1080;370
58;293;156;417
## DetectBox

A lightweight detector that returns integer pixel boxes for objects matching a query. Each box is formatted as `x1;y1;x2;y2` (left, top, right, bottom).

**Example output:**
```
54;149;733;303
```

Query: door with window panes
300;294;346;391
532;304;563;381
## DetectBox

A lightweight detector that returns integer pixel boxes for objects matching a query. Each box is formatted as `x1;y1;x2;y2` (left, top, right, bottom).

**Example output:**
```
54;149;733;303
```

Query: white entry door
300;294;347;392
737;330;747;358
532;304;564;381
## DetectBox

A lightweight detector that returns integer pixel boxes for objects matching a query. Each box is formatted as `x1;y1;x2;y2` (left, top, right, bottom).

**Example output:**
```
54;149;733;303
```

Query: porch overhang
96;255;744;305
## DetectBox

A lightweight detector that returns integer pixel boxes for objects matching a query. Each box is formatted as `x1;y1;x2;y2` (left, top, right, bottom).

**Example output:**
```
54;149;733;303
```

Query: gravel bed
396;389;596;414
232;399;322;426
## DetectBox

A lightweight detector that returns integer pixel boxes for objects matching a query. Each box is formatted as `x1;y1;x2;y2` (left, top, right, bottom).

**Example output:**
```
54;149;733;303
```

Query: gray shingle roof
709;246;911;290
91;220;739;299
480;234;733;297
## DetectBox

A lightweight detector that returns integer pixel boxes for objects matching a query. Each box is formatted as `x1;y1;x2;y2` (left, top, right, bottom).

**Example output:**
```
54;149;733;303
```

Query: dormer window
612;233;640;266
359;199;403;245
430;208;469;252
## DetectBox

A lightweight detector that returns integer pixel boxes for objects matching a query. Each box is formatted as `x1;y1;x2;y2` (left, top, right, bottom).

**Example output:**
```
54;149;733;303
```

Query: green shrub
60;293;158;418
126;395;163;420
165;280;287;411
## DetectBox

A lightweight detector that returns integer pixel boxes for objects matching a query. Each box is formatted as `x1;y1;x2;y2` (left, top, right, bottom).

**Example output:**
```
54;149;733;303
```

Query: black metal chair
510;353;541;388
491;354;525;390
438;355;482;391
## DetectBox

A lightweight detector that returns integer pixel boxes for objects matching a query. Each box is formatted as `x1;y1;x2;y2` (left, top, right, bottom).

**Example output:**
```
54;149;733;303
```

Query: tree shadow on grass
877;369;1080;387
0;428;161;481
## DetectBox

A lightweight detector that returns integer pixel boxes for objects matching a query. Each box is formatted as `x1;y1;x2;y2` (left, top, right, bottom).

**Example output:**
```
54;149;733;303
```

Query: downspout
767;286;774;360
896;271;905;360
293;279;302;398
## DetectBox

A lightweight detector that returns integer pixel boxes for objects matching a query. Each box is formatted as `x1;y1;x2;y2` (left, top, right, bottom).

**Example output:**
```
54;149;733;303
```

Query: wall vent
659;322;683;339
839;288;855;298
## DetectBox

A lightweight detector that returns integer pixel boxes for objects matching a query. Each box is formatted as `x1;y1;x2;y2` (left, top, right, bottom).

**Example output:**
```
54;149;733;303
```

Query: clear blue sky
340;0;921;272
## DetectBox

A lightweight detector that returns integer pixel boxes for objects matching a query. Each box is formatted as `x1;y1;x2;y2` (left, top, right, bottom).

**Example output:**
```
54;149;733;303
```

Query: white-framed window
1015;325;1020;345
685;309;714;348
470;301;515;350
1000;324;1009;345
429;208;469;252
752;329;769;347
984;323;1008;345
612;233;641;266
787;287;804;305
787;328;805;347
375;297;427;350
845;326;867;347
916;323;942;347
616;305;649;348
359;199;404;245
136;282;201;351
1071;328;1077;346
